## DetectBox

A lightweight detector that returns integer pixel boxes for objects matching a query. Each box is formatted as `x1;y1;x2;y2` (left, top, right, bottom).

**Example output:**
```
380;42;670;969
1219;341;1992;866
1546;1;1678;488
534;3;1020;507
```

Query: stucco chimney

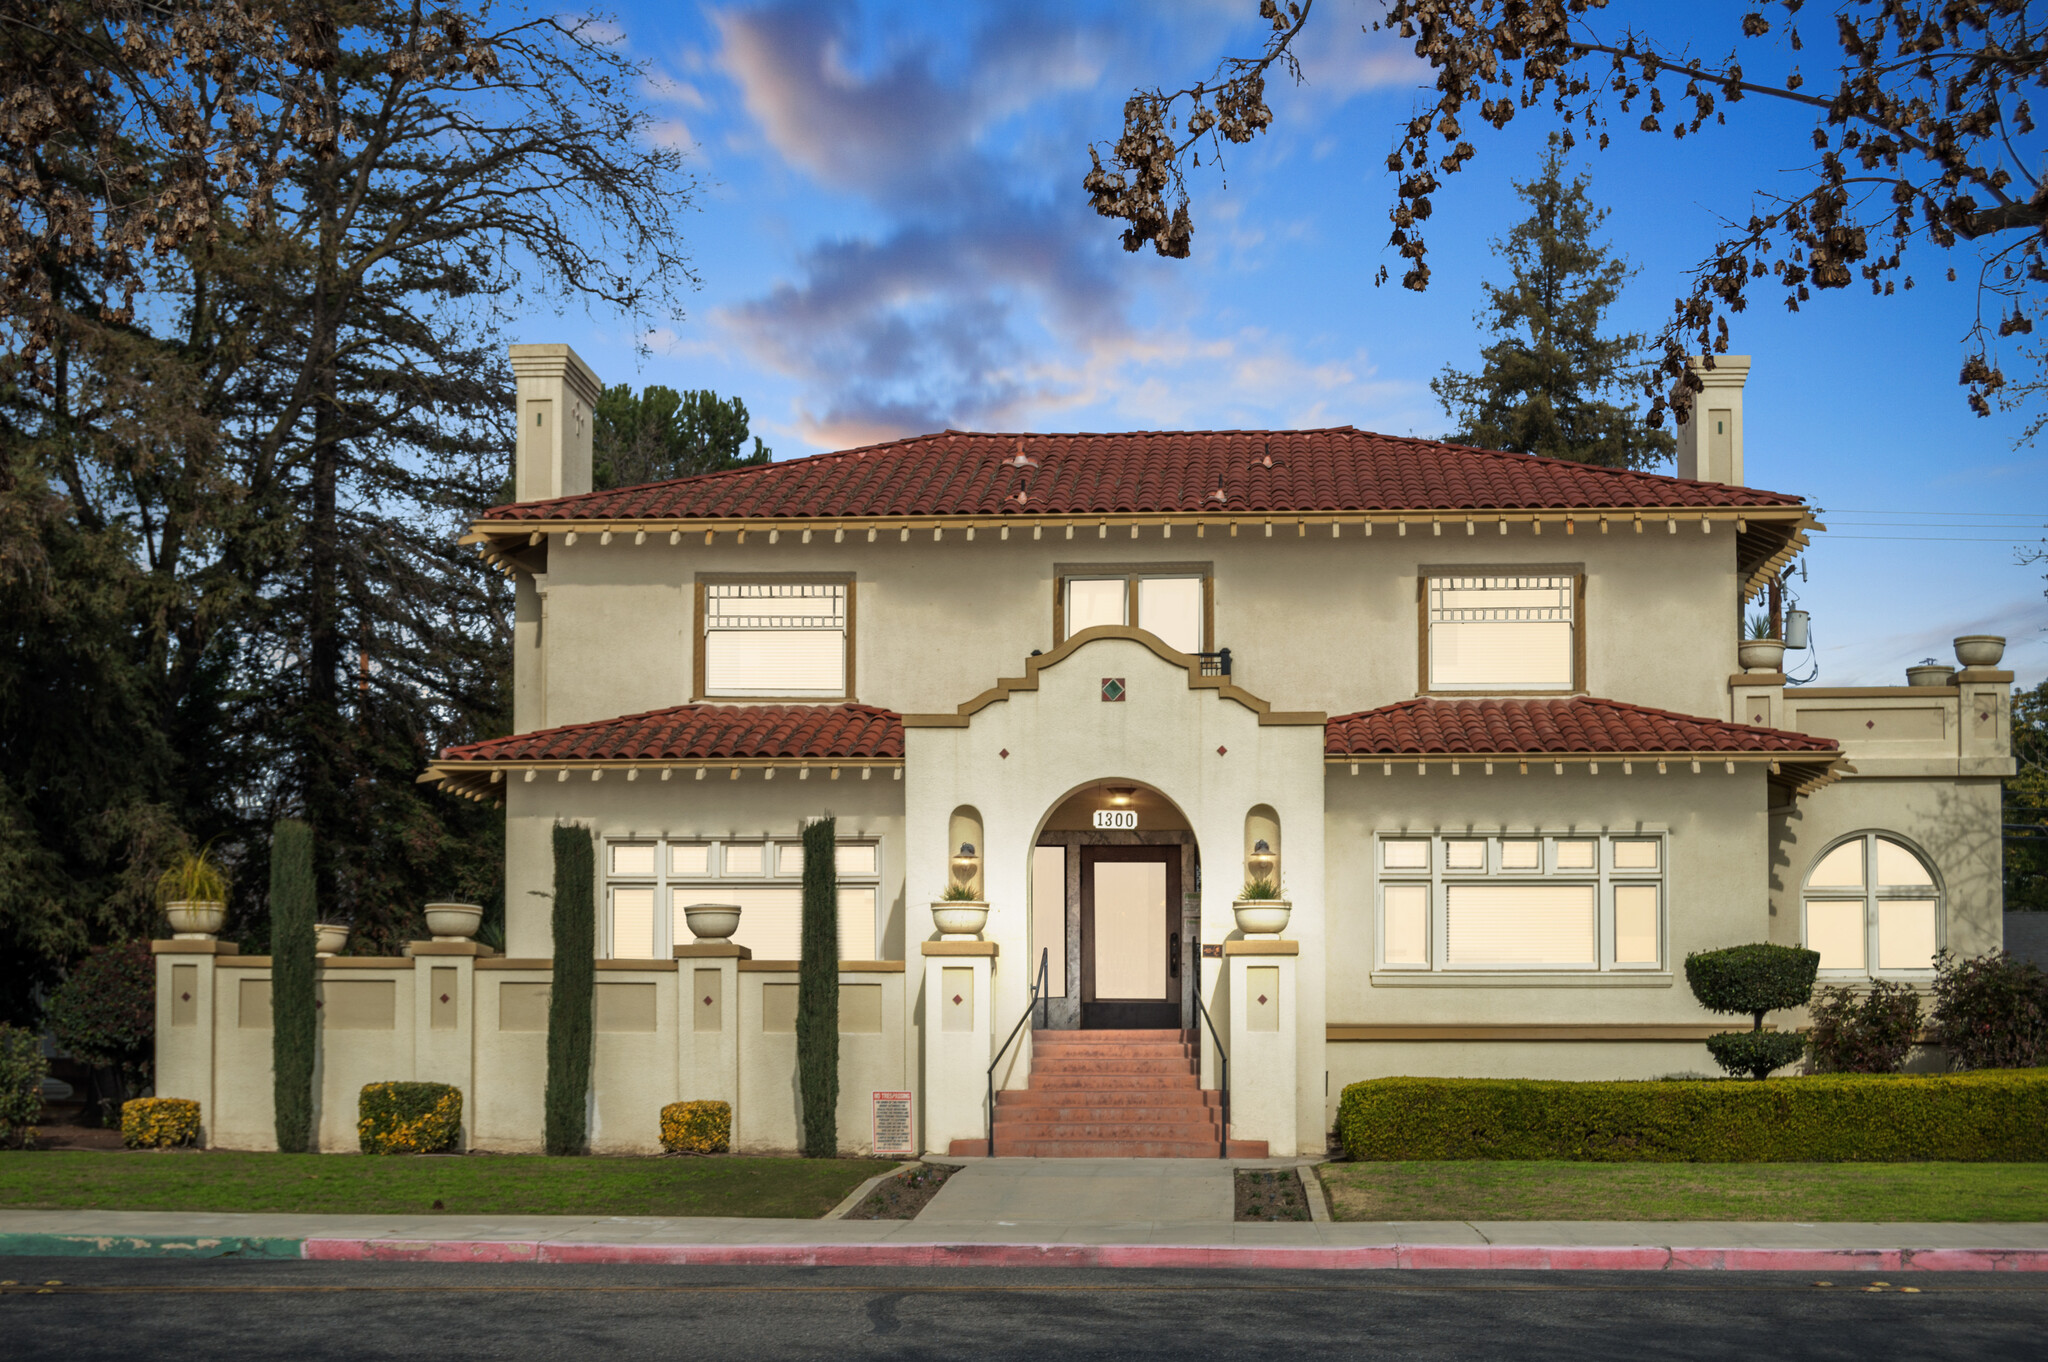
1674;354;1749;486
509;343;602;502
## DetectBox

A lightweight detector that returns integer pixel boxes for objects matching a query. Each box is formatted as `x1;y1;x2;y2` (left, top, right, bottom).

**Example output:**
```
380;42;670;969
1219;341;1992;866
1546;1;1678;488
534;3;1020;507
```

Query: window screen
1427;575;1574;690
704;582;847;697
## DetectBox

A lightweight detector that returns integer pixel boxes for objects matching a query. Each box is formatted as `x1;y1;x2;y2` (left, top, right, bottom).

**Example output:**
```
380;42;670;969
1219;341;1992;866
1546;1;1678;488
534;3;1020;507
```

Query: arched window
1801;834;1941;976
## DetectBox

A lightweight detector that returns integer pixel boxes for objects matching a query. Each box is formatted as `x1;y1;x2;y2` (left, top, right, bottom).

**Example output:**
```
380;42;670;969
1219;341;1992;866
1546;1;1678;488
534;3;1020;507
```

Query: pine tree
270;819;316;1153
796;816;839;1158
591;385;772;491
544;824;596;1156
1431;148;1675;470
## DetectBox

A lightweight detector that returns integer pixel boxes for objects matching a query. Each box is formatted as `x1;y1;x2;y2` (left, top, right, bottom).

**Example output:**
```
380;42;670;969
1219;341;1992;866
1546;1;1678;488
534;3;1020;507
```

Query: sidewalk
5;1157;2046;1272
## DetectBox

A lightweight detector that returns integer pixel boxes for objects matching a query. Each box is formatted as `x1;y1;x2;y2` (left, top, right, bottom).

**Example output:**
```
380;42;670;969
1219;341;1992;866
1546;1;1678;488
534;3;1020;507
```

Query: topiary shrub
545;823;595;1156
1336;1071;2048;1162
660;1100;732;1155
122;1097;201;1149
270;819;317;1153
358;1082;463;1154
0;1024;48;1148
1809;980;1923;1073
797;815;839;1158
1930;949;2048;1070
46;942;156;1120
1685;942;1819;1079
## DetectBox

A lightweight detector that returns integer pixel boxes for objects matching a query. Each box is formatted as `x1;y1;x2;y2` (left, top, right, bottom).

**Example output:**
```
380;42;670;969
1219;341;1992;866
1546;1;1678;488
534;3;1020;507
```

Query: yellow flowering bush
122;1097;201;1149
660;1100;731;1155
357;1082;463;1155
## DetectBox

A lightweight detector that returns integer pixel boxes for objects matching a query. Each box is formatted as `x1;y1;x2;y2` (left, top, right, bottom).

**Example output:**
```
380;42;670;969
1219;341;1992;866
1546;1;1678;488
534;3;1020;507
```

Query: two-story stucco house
152;343;2017;1157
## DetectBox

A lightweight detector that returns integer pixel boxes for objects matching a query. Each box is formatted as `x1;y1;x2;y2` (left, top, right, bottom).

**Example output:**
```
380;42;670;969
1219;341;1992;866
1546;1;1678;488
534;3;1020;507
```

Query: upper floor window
1057;566;1208;654
1423;573;1581;692
698;577;851;699
1802;833;1940;976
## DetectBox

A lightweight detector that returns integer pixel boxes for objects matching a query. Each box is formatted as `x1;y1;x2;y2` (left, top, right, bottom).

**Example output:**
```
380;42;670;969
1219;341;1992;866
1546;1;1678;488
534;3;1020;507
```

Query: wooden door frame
1078;845;1181;1005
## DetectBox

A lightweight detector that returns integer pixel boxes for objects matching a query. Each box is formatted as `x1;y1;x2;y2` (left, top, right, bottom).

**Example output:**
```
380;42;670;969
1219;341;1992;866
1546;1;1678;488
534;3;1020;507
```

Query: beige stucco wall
1330;1039;1715;1092
528;520;1742;731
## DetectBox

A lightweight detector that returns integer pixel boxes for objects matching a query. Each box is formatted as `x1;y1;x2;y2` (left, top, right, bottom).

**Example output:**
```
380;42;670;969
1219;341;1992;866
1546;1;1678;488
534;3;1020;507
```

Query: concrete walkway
4;1156;2046;1271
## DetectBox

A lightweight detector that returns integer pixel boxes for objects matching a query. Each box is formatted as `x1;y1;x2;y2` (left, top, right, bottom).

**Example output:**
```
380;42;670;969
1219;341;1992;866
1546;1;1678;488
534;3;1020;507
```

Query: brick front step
1033;1029;1189;1043
994;1109;1221;1127
961;1028;1246;1159
949;1137;1268;1158
1029;1043;1197;1061
991;1121;1224;1142
1024;1073;1200;1091
998;1089;1223;1109
1030;1058;1202;1076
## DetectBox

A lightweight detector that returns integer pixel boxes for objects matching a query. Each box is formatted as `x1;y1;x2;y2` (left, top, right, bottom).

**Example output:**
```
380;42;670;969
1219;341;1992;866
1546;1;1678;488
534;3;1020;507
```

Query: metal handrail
1192;977;1230;1160
985;946;1049;1158
1195;647;1232;677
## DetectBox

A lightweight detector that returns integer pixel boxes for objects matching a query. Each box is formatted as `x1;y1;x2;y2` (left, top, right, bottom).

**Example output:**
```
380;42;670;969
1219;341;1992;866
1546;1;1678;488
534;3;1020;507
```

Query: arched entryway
1029;780;1200;1031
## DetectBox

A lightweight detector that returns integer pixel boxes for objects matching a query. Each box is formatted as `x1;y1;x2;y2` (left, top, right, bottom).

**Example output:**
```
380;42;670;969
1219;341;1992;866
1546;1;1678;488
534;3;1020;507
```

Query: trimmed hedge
1336;1072;2048;1162
660;1100;732;1155
122;1097;201;1149
358;1082;463;1155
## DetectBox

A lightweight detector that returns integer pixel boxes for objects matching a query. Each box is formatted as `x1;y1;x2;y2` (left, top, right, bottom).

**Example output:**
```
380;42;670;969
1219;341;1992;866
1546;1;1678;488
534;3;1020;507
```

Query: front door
1079;846;1180;1029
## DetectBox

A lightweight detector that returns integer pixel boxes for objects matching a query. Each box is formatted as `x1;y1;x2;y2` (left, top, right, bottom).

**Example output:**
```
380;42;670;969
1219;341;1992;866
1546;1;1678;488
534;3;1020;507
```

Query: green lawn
0;1151;881;1219
1316;1160;2048;1222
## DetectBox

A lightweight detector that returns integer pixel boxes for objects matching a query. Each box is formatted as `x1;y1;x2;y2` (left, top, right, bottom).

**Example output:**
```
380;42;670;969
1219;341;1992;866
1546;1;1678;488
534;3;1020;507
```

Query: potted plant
158;844;229;939
931;882;989;939
1906;656;1955;687
423;901;484;941
314;922;351;956
682;902;742;940
1952;635;2006;668
1736;613;1785;673
1232;877;1291;937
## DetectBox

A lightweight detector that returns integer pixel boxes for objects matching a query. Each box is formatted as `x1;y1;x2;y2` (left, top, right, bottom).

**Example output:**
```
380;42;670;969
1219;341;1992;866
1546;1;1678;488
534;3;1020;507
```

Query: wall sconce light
951;842;981;889
1246;838;1278;886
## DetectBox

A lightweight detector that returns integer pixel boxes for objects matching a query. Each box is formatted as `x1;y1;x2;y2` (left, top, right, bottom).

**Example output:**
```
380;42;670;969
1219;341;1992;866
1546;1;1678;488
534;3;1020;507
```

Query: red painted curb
299;1239;2048;1271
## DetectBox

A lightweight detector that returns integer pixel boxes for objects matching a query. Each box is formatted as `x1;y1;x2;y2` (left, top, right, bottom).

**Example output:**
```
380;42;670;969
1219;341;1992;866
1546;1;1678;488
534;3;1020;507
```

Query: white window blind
1614;884;1659;965
1428;576;1574;690
1445;839;1486;871
1808;841;1863;888
704;582;847;697
1877;899;1938;971
610;887;659;959
1137;576;1203;653
1556;840;1597;871
1876;839;1935;887
1613;839;1660;871
722;843;764;875
1383;884;1429;965
1446;883;1596;965
1065;578;1127;633
668;843;710;876
1805;899;1866;970
1804;834;1941;975
1500;840;1542;871
1383;840;1430;870
612;842;656;876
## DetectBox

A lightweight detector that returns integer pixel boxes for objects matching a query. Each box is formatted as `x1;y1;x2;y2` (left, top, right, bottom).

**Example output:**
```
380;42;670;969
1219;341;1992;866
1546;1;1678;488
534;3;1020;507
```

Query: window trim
1375;829;1667;973
1052;561;1213;653
693;572;856;703
1415;565;1586;696
1800;830;1944;978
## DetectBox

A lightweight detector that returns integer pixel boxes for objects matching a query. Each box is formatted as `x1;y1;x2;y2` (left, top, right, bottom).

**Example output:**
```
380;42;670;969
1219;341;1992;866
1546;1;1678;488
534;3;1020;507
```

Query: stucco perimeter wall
502;774;905;960
1768;776;2005;960
531;521;1740;731
904;635;1329;1154
160;954;908;1155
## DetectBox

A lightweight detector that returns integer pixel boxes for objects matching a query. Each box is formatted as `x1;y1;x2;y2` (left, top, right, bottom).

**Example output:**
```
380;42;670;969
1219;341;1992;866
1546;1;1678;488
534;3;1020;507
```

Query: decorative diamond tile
703;995;714;1007
1257;994;1269;1005
439;994;451;1004
952;994;964;1006
1101;677;1126;702
1216;745;1228;756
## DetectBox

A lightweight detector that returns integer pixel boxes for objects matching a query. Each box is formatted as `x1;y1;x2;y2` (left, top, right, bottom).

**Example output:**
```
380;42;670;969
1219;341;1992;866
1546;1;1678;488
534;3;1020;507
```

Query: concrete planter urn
1736;638;1786;672
423;902;484;942
1906;664;1955;687
1232;900;1292;937
314;923;351;957
931;902;990;939
1953;635;2006;668
165;900;227;940
683;903;742;941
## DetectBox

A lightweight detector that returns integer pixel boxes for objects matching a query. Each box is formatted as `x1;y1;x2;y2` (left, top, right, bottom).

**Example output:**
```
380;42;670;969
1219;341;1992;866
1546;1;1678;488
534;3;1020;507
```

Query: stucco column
152;939;228;1145
407;942;483;1147
1225;940;1298;1156
676;943;748;1118
921;941;995;1155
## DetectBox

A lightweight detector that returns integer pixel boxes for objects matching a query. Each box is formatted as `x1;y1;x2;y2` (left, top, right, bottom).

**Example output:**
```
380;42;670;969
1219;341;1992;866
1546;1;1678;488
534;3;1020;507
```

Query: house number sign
1093;810;1138;830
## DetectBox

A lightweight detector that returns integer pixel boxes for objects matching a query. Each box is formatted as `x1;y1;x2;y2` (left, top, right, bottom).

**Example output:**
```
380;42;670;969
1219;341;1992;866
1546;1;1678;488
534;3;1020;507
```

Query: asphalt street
4;1257;2045;1360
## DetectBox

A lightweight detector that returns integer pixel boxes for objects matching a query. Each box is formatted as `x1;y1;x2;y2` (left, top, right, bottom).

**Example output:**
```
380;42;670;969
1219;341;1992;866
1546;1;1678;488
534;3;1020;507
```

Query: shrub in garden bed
0;1024;48;1148
1335;1071;2048;1162
1684;942;1817;1079
358;1082;463;1154
122;1097;201;1149
660;1100;731;1155
1930;949;2048;1070
1809;980;1922;1073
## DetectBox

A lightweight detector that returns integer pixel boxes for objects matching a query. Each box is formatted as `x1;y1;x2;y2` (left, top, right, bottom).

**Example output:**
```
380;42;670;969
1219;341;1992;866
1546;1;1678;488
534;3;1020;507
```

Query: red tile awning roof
422;704;903;802
1325;697;1840;758
480;428;1808;523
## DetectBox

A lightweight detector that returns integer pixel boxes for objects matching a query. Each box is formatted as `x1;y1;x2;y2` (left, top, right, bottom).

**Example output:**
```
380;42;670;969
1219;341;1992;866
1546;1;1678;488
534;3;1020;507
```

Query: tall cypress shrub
270;819;317;1153
544;823;596;1155
797;816;839;1158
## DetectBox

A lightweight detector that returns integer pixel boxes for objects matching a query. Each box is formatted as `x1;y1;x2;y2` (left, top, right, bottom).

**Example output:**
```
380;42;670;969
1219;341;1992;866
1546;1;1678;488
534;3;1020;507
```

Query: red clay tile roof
1324;697;1839;757
482;429;1807;522
439;704;903;764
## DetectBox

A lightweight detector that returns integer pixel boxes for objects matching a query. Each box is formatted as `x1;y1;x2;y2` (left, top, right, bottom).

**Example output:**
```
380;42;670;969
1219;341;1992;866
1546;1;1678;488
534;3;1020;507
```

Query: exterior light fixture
951;842;981;890
1247;838;1278;885
1105;786;1137;805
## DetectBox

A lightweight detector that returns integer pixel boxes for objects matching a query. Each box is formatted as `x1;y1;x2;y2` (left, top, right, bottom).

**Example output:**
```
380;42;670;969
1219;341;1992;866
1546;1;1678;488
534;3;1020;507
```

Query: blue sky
533;0;2048;688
